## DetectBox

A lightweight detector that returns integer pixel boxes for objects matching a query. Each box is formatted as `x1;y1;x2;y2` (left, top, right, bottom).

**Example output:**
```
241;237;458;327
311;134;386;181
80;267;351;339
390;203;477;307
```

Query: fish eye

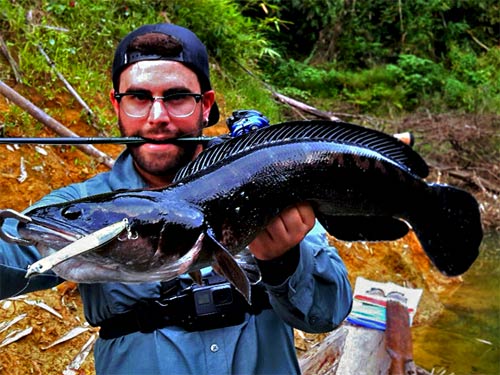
61;206;82;220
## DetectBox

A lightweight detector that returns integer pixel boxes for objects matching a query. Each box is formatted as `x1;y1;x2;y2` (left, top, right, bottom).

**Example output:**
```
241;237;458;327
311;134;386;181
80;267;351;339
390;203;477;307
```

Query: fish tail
410;184;483;276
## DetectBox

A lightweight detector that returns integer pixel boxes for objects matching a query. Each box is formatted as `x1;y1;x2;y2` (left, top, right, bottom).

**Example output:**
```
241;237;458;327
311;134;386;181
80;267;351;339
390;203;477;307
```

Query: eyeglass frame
114;91;203;118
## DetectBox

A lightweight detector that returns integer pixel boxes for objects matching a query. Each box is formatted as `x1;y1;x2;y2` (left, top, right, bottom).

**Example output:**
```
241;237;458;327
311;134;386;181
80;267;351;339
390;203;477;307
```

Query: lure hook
0;209;34;246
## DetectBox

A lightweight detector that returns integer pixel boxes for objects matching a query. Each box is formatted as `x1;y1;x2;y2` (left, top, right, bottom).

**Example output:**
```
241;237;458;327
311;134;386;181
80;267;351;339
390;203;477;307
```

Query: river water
412;231;500;374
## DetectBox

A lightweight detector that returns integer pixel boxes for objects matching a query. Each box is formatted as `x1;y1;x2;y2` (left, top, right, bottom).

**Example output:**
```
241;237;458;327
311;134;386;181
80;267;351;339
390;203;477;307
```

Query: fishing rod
0;136;215;145
0;132;414;146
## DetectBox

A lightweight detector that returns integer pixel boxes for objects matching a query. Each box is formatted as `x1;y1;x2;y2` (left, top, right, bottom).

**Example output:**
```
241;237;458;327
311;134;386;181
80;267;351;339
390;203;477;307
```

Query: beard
118;115;203;178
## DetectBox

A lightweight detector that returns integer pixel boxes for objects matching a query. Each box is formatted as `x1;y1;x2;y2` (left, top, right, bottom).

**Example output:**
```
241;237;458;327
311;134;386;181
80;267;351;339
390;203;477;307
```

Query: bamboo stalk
0;80;115;168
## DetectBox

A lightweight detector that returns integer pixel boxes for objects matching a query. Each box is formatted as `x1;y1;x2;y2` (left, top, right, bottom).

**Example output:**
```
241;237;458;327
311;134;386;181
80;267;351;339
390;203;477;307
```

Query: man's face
110;60;215;187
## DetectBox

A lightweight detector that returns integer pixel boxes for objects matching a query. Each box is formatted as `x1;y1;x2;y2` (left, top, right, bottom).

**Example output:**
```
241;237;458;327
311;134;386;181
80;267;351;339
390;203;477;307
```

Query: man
0;24;352;374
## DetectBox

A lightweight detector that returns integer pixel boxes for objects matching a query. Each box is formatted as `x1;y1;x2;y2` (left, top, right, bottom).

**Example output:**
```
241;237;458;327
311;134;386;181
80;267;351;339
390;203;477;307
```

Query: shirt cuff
255;246;300;286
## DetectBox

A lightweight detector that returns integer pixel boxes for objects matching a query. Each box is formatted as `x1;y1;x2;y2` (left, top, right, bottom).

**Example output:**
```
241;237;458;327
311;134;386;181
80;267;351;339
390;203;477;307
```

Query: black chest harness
98;275;271;339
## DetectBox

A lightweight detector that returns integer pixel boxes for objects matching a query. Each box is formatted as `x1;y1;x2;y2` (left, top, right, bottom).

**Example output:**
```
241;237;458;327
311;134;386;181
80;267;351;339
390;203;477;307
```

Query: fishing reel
206;109;270;148
226;109;270;137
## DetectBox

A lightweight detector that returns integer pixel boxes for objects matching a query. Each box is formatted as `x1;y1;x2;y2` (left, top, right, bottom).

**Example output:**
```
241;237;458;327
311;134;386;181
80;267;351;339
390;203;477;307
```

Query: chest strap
98;283;271;339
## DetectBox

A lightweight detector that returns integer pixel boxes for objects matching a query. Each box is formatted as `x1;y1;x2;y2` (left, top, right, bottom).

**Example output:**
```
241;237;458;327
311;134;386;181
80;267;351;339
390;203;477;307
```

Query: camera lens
212;286;233;305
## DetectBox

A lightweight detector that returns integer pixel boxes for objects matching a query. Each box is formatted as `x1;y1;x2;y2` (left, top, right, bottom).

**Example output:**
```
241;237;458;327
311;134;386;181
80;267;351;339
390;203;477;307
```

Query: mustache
117;118;205;145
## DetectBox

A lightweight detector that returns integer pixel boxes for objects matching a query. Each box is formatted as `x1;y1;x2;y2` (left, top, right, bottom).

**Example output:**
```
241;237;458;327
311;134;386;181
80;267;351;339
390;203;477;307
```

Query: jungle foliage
240;0;500;114
0;0;498;130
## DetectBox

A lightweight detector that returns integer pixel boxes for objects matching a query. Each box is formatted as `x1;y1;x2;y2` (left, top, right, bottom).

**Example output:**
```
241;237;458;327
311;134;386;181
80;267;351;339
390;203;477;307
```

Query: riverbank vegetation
0;0;498;228
2;1;499;118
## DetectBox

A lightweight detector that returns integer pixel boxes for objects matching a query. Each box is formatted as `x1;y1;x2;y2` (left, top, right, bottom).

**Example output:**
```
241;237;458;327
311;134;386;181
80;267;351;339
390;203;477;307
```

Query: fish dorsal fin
173;120;428;182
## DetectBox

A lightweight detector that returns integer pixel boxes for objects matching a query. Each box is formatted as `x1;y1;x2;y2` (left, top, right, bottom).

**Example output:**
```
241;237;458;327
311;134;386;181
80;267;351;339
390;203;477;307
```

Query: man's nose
149;98;170;121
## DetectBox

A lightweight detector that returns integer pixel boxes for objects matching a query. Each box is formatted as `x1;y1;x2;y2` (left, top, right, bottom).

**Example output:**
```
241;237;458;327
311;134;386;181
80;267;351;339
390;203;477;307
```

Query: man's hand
249;202;315;261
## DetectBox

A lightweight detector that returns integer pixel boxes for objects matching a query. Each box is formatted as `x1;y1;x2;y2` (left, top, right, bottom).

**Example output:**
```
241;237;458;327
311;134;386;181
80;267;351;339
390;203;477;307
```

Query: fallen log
0;80;114;168
298;324;391;375
271;91;342;121
336;324;392;375
271;91;389;127
299;327;347;375
299;323;434;375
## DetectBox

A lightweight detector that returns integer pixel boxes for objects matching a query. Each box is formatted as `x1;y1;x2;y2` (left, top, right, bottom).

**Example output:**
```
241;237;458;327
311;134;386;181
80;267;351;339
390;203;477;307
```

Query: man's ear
202;90;215;122
110;89;120;116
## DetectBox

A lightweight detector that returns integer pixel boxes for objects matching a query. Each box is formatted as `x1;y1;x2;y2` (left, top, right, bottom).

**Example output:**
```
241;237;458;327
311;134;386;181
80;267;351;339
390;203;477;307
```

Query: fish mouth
18;219;83;248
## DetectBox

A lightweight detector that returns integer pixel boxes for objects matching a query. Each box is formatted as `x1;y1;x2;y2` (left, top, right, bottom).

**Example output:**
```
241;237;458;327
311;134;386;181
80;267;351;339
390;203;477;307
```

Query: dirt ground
0;84;497;374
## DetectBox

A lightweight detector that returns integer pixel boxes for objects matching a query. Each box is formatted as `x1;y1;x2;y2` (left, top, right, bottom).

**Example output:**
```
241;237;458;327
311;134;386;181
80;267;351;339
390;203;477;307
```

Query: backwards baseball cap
112;23;219;126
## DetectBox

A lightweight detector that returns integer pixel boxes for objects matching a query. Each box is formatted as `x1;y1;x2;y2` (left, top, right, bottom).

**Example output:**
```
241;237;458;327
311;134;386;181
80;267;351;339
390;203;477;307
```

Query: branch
37;44;101;132
430;162;500;194
0;80;114;169
272;91;341;121
0;34;23;84
466;30;490;52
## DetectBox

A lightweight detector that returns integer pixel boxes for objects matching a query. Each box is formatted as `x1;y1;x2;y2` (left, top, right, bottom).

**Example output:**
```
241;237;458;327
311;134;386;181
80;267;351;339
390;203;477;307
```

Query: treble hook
118;220;138;241
0;209;34;246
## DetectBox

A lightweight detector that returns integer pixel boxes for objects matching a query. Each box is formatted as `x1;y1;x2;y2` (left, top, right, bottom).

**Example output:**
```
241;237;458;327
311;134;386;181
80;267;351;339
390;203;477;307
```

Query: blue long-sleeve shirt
0;150;352;375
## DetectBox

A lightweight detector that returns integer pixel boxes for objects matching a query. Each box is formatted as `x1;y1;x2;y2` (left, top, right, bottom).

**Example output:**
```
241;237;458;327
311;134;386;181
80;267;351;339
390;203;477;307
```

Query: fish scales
187;142;413;250
8;120;482;300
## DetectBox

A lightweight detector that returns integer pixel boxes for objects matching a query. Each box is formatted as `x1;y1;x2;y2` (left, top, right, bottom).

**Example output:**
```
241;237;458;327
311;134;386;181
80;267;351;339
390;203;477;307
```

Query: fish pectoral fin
319;215;409;241
204;230;251;304
189;270;203;285
174;232;205;276
213;250;252;304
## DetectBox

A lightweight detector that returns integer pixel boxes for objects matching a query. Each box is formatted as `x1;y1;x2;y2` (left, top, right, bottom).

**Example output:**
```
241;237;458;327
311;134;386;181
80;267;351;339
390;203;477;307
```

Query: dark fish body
17;121;483;295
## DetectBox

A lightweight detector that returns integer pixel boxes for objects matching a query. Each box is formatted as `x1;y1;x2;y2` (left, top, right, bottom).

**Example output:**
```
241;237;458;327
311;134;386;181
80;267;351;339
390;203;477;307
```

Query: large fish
3;120;483;300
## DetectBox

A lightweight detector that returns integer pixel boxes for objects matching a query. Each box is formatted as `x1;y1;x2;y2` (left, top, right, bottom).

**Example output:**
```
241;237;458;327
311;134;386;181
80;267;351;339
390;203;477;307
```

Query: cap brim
206;101;220;127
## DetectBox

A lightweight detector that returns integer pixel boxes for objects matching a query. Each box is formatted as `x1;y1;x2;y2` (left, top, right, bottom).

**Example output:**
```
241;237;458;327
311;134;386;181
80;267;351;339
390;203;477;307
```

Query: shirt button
210;344;219;353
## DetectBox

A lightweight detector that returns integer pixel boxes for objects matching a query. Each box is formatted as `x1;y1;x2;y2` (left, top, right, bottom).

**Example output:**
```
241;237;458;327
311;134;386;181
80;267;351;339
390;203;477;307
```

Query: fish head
17;191;209;282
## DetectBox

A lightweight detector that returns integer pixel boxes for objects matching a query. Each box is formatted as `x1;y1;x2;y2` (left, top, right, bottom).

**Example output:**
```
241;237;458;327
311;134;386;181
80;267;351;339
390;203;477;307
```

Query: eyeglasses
114;91;203;118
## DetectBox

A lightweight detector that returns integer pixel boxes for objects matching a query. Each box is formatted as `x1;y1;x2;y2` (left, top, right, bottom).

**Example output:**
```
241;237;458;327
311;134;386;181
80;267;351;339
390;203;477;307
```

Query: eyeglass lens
121;94;200;118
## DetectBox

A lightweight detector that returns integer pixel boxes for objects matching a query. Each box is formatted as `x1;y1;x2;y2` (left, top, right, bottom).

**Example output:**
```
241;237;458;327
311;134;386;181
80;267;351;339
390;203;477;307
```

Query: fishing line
8;272;58;298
